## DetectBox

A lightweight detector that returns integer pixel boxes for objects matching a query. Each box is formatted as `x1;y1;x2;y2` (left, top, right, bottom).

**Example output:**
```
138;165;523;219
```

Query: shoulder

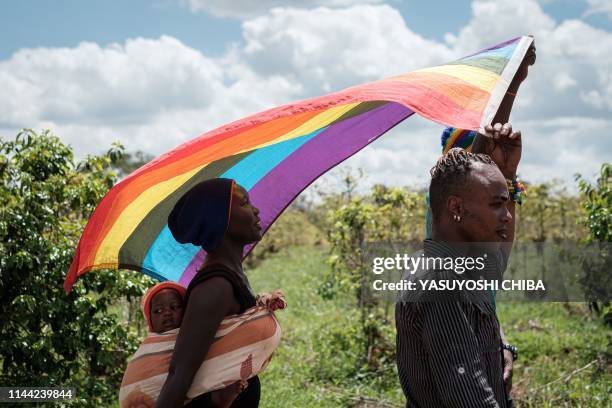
186;276;235;315
190;276;233;298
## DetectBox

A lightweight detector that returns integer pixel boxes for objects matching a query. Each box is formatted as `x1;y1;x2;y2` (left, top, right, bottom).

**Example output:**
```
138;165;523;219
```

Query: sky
1;0;611;192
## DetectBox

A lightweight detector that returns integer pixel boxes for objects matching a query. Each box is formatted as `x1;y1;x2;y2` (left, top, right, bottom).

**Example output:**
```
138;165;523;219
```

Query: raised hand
510;39;536;91
478;122;522;179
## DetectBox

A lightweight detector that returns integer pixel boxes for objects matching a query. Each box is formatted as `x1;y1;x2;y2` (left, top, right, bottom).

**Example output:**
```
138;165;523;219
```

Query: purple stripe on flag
462;36;521;59
179;249;206;286
246;102;413;253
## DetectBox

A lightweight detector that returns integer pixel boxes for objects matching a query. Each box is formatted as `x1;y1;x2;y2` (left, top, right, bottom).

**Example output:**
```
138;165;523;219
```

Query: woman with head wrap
156;178;267;408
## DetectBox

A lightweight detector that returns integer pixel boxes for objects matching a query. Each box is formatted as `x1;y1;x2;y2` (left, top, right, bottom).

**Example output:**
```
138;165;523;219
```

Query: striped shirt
395;240;510;408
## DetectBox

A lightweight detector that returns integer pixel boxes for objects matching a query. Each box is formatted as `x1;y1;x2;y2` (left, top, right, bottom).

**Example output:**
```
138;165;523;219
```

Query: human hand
210;381;246;408
503;349;514;395
509;38;536;91
256;290;287;311
480;123;522;179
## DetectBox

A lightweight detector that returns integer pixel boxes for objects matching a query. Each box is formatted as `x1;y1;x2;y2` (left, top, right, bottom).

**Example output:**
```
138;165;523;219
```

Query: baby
142;282;185;333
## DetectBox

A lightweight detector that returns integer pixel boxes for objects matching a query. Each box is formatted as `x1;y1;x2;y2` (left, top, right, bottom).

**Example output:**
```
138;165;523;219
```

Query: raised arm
156;277;235;407
492;40;536;125
472;40;534;247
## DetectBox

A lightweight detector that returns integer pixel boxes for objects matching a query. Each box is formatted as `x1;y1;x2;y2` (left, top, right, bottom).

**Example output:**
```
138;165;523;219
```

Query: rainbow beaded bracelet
506;176;527;205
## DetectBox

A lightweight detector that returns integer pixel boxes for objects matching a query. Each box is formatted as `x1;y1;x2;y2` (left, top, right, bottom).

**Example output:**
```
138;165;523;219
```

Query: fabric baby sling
119;291;286;407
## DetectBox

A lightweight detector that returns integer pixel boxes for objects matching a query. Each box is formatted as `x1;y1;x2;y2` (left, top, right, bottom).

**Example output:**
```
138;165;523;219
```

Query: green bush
0;130;152;406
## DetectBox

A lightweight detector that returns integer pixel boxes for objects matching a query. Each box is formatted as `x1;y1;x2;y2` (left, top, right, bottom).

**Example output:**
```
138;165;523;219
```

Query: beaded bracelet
506;176;527;205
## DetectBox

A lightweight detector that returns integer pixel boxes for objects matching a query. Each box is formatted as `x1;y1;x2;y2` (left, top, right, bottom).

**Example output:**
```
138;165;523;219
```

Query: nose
253;206;260;215
502;206;512;223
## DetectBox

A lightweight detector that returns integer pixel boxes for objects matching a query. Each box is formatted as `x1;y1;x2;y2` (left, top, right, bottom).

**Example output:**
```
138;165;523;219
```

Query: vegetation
576;164;612;323
0;130;152;406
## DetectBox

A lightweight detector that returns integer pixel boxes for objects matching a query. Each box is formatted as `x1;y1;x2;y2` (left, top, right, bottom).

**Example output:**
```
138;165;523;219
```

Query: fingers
486;123;521;143
503;366;513;391
503;365;512;378
500;123;512;137
485;123;505;140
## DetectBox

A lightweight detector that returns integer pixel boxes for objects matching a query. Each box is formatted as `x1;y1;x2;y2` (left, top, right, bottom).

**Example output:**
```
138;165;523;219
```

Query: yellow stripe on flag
413;64;499;93
92;165;205;267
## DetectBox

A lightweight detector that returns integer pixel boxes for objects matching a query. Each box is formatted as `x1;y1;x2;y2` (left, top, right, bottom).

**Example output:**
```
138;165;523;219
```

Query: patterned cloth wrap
119;290;287;408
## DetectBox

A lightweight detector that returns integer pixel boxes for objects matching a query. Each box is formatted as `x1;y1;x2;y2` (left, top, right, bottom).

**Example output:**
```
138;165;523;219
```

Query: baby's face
150;289;184;333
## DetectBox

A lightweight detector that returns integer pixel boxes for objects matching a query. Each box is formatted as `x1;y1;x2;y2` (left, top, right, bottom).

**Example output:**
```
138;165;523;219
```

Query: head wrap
141;281;187;332
168;178;235;251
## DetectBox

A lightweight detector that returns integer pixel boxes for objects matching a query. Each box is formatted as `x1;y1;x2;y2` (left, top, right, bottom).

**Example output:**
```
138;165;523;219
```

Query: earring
453;214;461;222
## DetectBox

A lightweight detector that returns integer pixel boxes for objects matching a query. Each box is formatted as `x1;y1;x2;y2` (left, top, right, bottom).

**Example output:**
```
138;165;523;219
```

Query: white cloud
0;0;610;188
182;0;381;19
519;116;612;184
0;37;223;127
444;1;612;123
0;36;302;156
451;0;556;54
583;0;612;21
552;72;577;91
239;5;454;94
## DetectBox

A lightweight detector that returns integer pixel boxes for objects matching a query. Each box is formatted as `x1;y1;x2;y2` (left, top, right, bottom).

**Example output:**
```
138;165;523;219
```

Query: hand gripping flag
64;36;534;291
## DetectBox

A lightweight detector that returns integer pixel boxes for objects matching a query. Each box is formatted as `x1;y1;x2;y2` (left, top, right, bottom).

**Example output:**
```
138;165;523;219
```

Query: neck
432;222;495;257
202;238;245;274
431;221;463;242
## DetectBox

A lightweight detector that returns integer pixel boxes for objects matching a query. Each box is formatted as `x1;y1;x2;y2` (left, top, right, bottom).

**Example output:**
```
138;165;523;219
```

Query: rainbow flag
64;36;534;291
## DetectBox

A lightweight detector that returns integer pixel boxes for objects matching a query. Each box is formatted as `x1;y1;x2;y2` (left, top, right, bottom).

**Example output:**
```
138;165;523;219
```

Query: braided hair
429;147;497;222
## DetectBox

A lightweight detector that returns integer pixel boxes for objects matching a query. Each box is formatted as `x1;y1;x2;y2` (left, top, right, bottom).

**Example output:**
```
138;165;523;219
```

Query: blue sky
2;0;610;58
1;0;611;188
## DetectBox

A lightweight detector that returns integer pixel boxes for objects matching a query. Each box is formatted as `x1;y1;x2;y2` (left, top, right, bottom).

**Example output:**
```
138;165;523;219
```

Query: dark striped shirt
395;240;510;408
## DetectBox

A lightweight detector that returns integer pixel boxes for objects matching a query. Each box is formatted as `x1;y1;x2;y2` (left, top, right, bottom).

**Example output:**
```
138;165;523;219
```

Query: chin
244;234;262;245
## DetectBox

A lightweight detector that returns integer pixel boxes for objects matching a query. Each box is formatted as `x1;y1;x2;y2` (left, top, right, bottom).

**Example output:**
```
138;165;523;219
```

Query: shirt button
458;367;465;374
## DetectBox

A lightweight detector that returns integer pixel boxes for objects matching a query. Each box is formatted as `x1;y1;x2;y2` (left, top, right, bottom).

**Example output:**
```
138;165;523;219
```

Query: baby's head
142;282;187;333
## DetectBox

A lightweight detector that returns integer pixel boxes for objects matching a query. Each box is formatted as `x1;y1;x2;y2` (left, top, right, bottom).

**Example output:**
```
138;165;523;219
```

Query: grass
247;245;611;408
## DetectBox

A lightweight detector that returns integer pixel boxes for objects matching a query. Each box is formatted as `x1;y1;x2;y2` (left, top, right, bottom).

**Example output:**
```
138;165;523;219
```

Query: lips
497;230;508;240
162;319;175;328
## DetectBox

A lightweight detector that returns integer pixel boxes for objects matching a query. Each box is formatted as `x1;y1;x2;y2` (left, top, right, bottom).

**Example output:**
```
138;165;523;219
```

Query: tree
576;163;611;324
0;129;152;406
112;150;155;178
318;180;425;376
